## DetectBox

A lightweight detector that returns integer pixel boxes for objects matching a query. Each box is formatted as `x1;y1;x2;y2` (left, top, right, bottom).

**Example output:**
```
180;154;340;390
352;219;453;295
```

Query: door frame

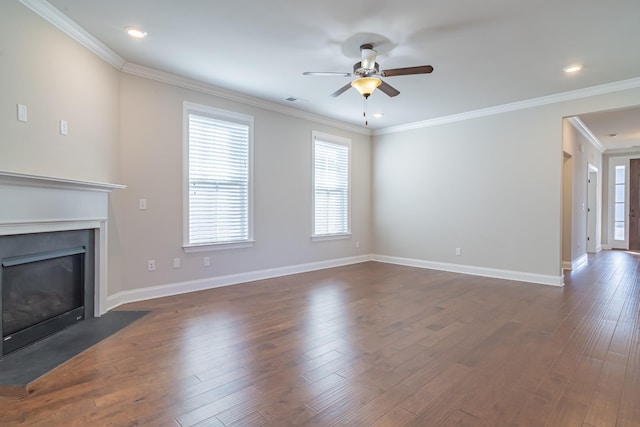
587;164;598;253
608;155;640;249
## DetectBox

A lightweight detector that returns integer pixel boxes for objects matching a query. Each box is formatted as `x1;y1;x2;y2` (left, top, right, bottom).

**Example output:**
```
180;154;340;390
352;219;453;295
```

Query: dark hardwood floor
1;250;639;426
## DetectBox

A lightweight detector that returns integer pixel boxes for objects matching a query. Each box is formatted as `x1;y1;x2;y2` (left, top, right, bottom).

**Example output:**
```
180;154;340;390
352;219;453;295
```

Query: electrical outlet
455;248;461;256
173;257;181;269
139;198;147;210
147;259;156;271
204;256;210;267
60;120;68;135
356;241;360;249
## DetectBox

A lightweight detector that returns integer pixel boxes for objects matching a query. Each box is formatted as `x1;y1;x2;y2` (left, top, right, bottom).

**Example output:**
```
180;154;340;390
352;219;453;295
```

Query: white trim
311;233;352;241
0;220;101;236
311;131;352;238
107;254;373;310
183;102;255;248
183;240;255;253
106;253;574;311
25;0;640;138
562;253;588;271
608;156;636;249
125;63;370;136
18;0;126;69
375;77;640;135
0;172;125;316
21;1;368;135
586;164;600;254
372;254;564;287
0;171;125;192
602;147;640;155
567;117;606;153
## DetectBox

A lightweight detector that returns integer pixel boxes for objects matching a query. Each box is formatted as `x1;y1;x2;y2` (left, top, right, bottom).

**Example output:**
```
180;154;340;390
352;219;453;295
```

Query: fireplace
0;171;125;358
1;230;94;355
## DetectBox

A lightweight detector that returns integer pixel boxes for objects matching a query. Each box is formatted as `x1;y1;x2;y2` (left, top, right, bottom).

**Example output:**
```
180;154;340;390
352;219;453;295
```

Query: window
312;131;351;238
184;103;253;251
614;165;625;241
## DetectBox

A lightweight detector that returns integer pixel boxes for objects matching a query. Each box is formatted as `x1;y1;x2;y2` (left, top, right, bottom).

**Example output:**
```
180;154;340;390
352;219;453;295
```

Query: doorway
587;166;598;253
629;159;640;250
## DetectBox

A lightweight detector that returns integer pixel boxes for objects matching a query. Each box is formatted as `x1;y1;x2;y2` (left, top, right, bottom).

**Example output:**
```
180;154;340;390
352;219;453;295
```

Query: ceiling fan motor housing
353;61;379;77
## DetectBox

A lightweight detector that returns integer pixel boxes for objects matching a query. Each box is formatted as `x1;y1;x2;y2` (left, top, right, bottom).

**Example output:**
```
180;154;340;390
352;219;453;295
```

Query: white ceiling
40;0;640;139
578;106;640;152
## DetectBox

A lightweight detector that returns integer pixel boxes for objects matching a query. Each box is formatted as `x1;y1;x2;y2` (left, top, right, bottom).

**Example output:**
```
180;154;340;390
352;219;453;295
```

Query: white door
587;168;597;253
610;157;628;249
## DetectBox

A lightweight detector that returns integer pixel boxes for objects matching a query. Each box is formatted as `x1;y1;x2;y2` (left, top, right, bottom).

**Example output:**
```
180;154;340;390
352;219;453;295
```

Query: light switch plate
17;104;27;122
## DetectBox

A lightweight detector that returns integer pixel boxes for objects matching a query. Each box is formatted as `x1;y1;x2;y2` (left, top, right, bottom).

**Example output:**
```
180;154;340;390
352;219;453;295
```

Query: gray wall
0;1;120;183
0;1;123;294
3;1;640;299
117;73;372;292
1;2;372;299
372;92;639;282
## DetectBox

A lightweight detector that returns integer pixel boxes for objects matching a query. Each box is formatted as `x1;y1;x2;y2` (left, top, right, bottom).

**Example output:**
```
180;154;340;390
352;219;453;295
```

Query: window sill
311;233;351;242
183;240;255;253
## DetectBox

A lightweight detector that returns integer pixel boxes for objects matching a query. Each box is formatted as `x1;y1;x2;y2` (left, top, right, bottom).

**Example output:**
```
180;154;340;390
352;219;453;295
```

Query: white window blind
187;109;251;246
313;133;350;236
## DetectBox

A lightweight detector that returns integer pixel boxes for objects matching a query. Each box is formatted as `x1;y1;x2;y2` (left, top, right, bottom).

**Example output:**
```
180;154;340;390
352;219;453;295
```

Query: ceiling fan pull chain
364;97;368;126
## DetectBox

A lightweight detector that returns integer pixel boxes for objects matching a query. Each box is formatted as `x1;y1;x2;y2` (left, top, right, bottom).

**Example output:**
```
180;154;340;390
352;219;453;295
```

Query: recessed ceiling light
373;113;384;119
563;64;583;73
125;26;147;39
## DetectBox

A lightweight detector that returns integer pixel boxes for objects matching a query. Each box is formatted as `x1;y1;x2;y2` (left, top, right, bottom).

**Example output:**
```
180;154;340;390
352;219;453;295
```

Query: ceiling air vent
283;96;307;103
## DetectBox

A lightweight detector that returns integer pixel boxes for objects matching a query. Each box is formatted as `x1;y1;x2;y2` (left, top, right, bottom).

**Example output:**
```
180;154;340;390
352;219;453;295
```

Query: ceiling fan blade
303;71;352;77
377;80;400;97
330;82;353;97
381;65;434;77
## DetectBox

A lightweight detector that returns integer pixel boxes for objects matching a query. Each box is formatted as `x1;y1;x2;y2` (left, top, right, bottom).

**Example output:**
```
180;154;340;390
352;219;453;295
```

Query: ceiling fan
303;43;434;99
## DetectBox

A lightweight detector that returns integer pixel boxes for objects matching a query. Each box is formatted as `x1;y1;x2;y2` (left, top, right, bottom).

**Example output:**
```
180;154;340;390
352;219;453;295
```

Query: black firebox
0;230;94;356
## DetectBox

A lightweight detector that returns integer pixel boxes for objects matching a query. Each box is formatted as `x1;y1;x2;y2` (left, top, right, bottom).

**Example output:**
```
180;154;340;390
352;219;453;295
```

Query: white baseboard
562;254;588;271
372;254;564;287
107;254;373;311
107;253;568;311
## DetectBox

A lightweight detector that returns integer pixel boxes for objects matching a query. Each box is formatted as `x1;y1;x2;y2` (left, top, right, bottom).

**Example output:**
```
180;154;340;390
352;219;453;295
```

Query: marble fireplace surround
0;171;125;316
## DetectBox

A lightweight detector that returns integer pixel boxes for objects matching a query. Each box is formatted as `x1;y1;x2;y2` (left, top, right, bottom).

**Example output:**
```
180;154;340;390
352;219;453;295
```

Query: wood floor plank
3;253;640;425
440;409;488;427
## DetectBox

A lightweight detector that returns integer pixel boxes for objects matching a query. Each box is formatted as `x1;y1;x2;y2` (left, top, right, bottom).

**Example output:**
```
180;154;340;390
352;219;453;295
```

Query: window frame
311;131;352;241
613;165;625;242
183;102;254;253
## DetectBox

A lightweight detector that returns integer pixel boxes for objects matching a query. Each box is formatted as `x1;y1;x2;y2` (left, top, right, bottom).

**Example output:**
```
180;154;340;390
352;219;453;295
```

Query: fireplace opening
0;230;94;357
2;248;85;355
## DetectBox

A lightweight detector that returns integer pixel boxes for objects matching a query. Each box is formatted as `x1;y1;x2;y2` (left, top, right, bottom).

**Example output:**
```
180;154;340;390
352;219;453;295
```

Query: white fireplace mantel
0;171;125;316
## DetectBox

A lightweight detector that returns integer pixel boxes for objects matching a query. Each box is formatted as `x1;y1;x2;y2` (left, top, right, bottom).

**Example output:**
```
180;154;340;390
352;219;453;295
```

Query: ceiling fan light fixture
351;77;382;98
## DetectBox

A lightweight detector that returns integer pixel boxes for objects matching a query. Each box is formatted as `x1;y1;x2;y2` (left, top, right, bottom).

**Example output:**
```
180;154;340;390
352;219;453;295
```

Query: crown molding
21;0;639;138
121;63;371;136
21;0;369;135
566;116;606;153
375;77;640;136
19;0;126;69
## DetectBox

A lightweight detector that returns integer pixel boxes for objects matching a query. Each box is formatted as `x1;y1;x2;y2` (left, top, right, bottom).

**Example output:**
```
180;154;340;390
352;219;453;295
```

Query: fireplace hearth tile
0;310;148;397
